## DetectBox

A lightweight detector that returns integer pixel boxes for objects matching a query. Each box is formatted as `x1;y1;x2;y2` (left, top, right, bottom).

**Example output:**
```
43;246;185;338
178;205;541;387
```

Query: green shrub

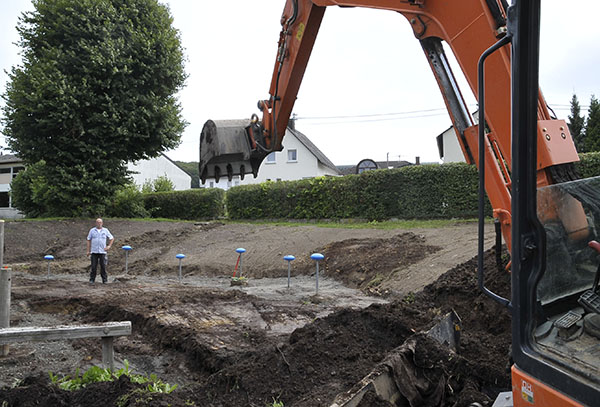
107;183;149;218
144;188;224;220
227;163;490;221
141;175;175;193
10;160;51;217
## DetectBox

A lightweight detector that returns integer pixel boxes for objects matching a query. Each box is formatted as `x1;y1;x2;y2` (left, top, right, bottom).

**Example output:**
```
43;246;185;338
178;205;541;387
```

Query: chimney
415;156;420;165
289;113;297;130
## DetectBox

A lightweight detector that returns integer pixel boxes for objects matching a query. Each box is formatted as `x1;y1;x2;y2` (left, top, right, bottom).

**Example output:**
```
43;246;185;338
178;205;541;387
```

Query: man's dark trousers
90;253;107;283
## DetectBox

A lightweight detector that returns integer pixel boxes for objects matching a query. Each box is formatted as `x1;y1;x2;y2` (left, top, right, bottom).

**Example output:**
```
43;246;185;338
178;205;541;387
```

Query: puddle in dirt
26;271;388;309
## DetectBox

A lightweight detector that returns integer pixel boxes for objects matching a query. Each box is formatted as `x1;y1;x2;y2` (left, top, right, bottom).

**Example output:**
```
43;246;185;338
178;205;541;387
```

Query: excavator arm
199;1;325;183
199;0;587;250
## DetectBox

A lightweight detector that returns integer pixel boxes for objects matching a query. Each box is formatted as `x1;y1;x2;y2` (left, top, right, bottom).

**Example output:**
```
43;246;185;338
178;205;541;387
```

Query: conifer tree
583;95;600;153
568;94;586;152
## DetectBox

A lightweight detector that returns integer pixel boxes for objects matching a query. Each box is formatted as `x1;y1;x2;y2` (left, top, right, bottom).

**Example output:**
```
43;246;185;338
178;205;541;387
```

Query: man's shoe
102;280;107;284
584;313;600;339
89;280;94;285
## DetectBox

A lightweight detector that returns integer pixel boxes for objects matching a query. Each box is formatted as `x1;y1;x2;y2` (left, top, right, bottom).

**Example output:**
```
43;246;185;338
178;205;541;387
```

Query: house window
227;180;232;188
209;181;214;188
0;192;9;208
266;152;276;163
276;178;282;182
0;168;10;174
287;149;297;162
234;180;239;186
12;167;24;178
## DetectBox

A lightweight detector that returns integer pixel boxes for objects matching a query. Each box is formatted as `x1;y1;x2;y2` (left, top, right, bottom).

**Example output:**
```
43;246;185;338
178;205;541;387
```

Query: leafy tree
10;159;129;217
568;94;586;152
584;95;600;152
1;0;187;216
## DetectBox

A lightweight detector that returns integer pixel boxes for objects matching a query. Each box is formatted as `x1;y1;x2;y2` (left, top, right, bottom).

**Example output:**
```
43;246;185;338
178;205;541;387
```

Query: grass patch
7;217;491;230
225;218;484;230
6;216;200;223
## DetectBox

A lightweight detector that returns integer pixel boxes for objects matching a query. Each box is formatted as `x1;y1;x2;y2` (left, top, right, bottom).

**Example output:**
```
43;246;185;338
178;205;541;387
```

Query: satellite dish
356;159;378;174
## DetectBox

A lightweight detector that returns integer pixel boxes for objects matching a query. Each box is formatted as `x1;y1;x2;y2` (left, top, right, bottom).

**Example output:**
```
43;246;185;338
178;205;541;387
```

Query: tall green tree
584;95;600;153
568;93;586;152
1;0;187;216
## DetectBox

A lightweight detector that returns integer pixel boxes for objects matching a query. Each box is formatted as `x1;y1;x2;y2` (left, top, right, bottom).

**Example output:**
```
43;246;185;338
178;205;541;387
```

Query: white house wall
202;129;338;190
128;155;191;190
0;160;25;218
246;132;320;183
441;128;466;163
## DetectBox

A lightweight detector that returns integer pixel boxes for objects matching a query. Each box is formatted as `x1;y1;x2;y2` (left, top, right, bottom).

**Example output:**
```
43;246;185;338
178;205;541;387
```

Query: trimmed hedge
226;163;491;221
576;152;600;178
143;189;224;220
128;153;600;222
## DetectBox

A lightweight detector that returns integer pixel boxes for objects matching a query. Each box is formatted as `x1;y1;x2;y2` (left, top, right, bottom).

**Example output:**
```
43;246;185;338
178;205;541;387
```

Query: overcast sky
1;1;599;165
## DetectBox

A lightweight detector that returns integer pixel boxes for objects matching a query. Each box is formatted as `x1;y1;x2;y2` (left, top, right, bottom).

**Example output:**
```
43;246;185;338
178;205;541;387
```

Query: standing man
86;218;114;284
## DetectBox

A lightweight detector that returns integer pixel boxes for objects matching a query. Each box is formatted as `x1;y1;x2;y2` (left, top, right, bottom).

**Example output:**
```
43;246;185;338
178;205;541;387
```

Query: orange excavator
199;1;600;405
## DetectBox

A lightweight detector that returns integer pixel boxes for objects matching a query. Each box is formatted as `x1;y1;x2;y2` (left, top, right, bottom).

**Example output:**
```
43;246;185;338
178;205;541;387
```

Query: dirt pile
0;247;511;406
178;247;511;406
317;232;440;293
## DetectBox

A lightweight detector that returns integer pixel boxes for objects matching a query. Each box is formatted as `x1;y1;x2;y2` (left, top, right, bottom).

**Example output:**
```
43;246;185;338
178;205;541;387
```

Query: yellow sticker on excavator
296;23;305;41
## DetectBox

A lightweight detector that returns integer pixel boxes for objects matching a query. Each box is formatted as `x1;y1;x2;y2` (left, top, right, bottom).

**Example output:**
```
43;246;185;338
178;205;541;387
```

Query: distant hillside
175;161;200;188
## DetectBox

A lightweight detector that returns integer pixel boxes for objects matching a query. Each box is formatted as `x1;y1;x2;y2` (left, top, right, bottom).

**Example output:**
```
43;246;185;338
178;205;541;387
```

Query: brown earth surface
0;219;509;406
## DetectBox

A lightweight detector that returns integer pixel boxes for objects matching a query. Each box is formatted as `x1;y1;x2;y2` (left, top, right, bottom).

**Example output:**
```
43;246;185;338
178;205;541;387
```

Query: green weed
270;397;284;407
402;291;416;304
49;360;177;394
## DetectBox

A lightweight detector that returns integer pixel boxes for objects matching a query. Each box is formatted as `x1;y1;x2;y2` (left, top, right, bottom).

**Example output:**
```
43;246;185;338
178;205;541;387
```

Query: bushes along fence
86;152;600;220
226;163;490;221
143;189;225;220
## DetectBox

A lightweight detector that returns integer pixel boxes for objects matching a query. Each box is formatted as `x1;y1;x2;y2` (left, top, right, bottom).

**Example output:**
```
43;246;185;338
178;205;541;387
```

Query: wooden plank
0;321;131;344
102;337;114;371
0;265;11;356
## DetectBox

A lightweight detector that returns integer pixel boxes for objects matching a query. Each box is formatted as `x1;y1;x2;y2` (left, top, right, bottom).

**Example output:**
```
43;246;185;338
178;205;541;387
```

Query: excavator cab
526;177;600;397
507;2;600;405
198;118;268;184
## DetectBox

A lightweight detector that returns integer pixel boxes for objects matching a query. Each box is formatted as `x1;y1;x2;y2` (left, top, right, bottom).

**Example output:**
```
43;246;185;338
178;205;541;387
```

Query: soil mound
318;232;440;292
178;247;511;406
0;374;145;407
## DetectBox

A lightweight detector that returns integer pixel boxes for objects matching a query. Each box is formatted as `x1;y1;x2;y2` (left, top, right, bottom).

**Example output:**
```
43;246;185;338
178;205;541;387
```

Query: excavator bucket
199;119;265;184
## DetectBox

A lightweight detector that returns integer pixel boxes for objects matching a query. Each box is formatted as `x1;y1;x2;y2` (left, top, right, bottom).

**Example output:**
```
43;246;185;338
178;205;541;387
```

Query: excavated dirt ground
0;219;509;406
